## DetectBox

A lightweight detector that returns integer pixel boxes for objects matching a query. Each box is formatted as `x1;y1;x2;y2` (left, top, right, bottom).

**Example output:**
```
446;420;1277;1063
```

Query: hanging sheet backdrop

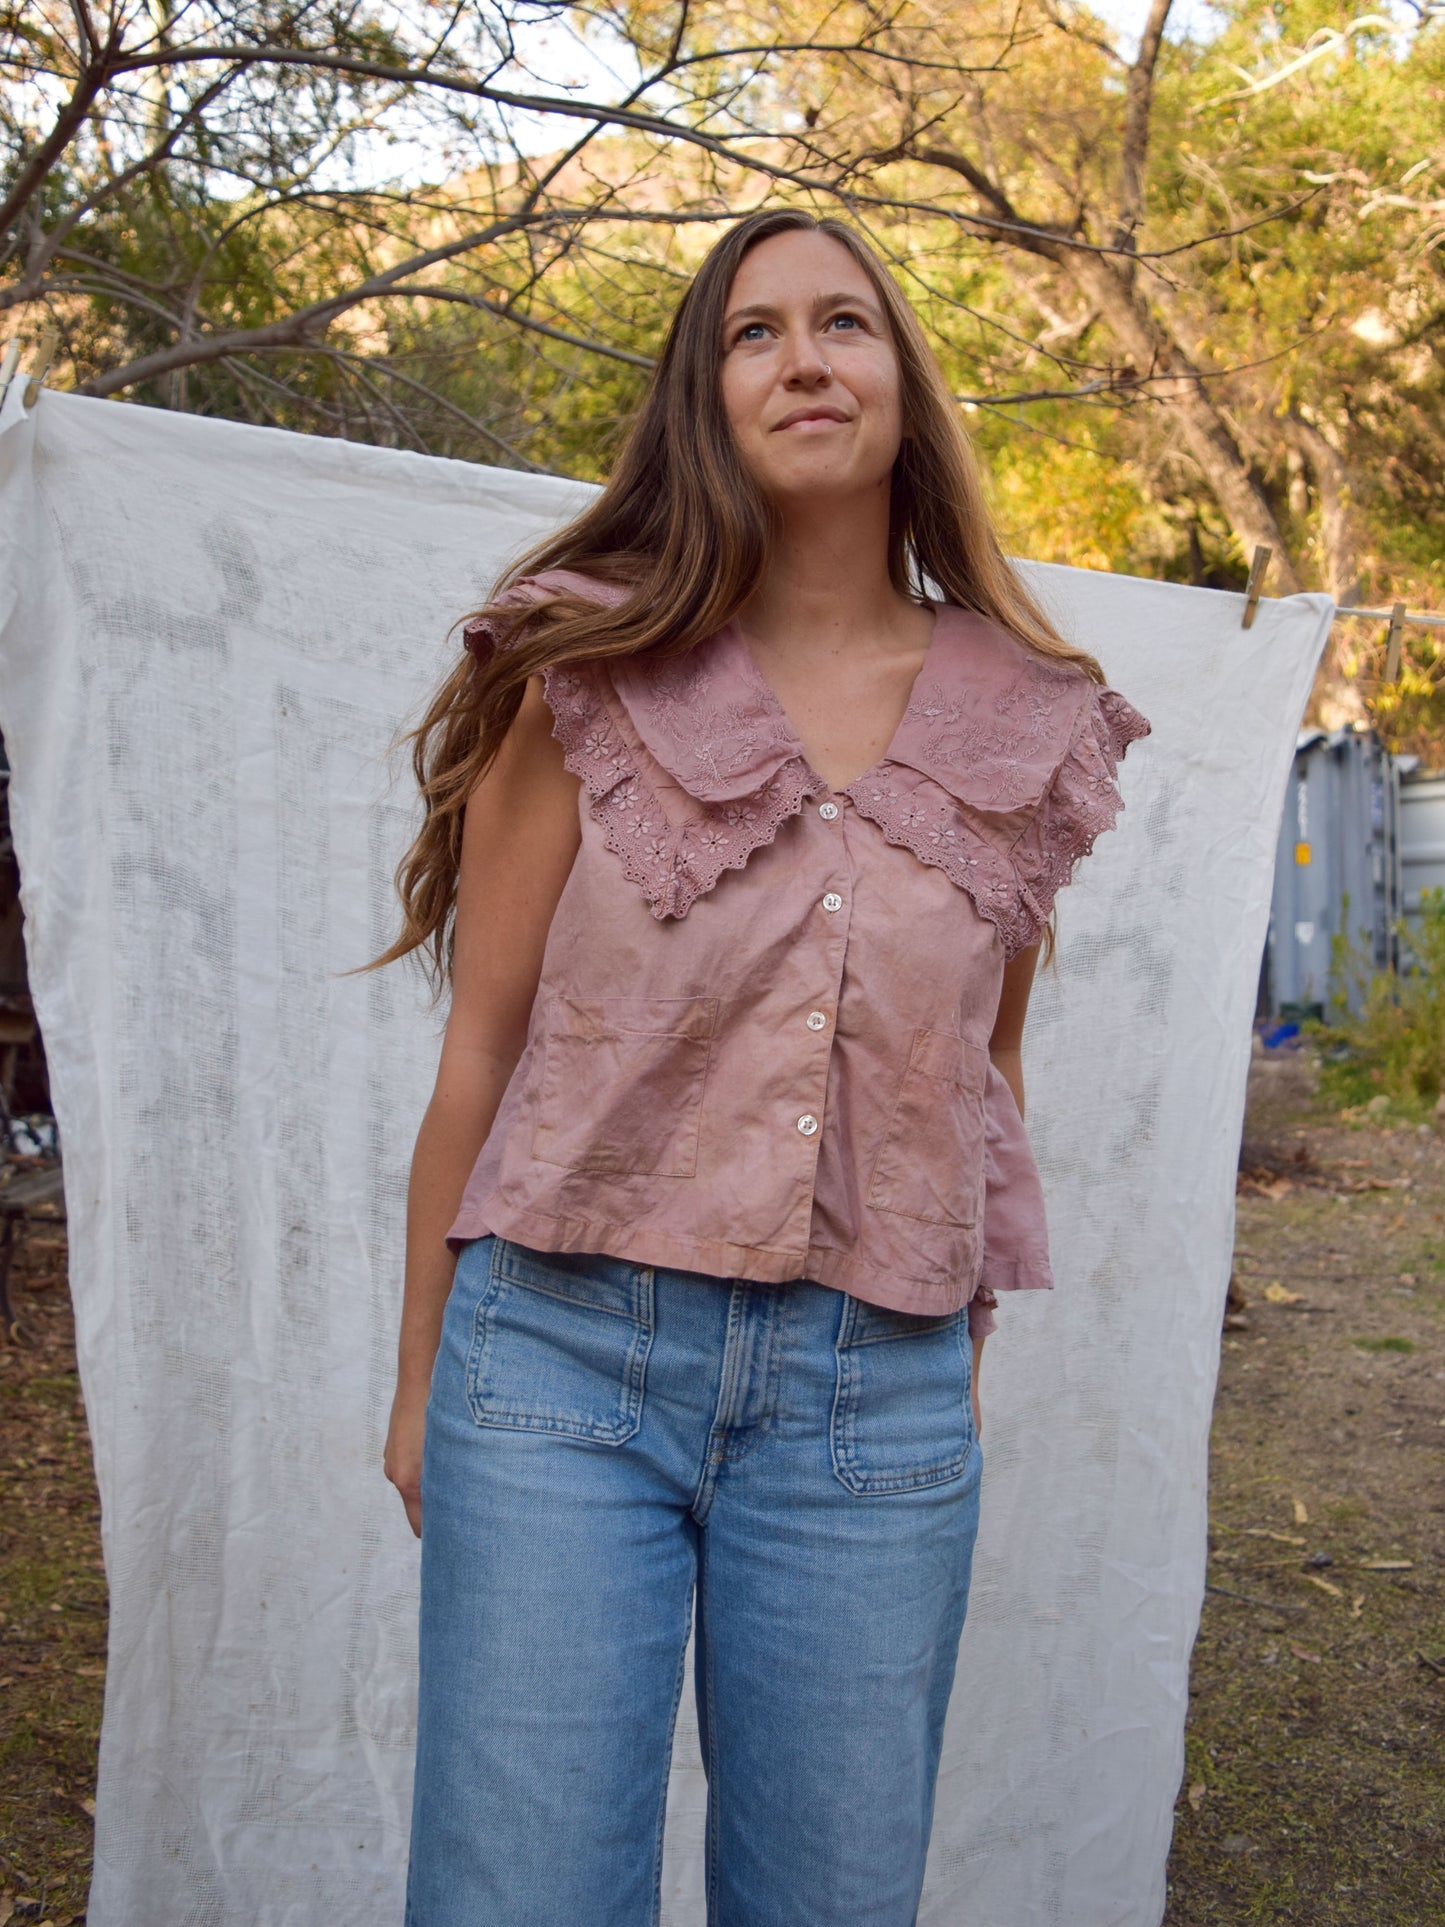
0;387;1332;1926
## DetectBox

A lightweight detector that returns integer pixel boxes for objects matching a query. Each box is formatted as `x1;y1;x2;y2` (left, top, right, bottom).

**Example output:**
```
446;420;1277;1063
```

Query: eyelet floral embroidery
538;660;826;920
842;683;1150;957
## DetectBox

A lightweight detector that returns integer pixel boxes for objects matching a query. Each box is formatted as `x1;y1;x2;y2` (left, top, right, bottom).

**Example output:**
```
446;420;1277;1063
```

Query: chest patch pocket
531;994;720;1178
867;1028;990;1226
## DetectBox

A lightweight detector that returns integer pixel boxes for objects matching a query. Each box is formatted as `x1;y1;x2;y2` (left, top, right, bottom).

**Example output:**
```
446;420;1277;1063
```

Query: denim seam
650;1588;693;1927
690;1282;749;1519
700;1533;722;1927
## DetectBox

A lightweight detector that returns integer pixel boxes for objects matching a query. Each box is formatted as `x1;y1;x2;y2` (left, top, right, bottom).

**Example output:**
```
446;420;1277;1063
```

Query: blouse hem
447;1200;1008;1319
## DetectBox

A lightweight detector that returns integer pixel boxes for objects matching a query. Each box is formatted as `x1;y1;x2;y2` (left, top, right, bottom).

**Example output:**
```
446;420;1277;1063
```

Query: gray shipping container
1399;767;1445;961
1260;726;1402;1020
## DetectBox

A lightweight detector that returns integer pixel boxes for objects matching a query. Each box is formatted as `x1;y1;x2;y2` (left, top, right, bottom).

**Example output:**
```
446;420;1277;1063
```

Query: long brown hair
369;207;1101;992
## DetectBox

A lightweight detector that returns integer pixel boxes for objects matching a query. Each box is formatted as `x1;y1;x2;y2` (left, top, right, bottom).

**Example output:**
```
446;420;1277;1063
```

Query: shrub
1301;887;1445;1118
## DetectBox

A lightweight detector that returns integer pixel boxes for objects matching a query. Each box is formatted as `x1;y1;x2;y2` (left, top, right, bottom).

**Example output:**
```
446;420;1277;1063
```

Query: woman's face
719;229;905;512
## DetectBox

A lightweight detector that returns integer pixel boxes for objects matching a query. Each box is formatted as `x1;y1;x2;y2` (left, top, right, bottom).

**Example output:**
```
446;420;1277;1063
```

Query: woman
378;207;1151;1924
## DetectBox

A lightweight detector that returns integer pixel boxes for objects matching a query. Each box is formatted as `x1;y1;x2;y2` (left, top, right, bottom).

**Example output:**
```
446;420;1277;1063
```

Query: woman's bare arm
971;938;1042;1431
385;673;582;1534
987;939;1040;1119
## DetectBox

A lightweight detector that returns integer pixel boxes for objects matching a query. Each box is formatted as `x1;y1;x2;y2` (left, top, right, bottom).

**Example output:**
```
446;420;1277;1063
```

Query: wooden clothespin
1384;602;1406;682
1242;545;1271;629
23;324;59;409
0;338;20;405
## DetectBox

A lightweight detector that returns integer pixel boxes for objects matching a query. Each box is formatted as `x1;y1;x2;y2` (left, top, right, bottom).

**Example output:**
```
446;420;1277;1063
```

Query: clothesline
1240;548;1442;649
1334;605;1445;630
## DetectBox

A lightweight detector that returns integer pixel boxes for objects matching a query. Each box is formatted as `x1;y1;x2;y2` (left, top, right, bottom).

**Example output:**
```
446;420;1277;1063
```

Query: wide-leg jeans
404;1231;984;1927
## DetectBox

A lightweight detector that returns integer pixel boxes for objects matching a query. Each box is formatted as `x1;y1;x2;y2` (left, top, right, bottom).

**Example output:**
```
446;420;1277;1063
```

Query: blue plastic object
1259;1021;1301;1049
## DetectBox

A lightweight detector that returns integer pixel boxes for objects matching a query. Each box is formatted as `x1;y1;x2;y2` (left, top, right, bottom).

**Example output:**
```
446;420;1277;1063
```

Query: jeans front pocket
866;1028;990;1227
830;1293;975;1495
531;993;719;1177
465;1238;655;1444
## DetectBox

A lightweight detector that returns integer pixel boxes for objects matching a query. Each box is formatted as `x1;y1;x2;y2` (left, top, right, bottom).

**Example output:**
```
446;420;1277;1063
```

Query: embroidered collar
472;567;1147;942
612;599;1092;819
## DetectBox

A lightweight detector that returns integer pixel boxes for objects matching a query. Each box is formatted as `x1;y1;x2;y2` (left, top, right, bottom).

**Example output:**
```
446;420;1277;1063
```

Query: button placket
789;851;852;1174
784;804;855;1221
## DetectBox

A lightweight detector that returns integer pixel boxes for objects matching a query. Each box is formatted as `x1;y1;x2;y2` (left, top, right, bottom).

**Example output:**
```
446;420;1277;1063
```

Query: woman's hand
385;1383;429;1538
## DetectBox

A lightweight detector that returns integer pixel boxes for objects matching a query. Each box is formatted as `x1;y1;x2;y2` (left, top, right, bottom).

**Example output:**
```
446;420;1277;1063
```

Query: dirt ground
1163;1048;1445;1925
1;1050;1442;1924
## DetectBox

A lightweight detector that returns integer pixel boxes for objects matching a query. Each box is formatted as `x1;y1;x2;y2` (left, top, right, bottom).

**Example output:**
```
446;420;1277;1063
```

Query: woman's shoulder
931;599;1094;696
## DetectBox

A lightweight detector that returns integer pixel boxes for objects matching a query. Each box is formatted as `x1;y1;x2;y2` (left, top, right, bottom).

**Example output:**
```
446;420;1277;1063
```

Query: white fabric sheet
0;387;1332;1925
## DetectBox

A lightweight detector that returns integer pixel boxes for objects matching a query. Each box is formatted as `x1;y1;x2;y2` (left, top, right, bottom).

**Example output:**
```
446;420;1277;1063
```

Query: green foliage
1303;887;1445;1117
905;2;1445;618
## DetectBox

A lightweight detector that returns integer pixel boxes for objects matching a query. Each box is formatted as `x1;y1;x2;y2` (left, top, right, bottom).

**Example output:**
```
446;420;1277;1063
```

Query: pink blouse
446;570;1151;1339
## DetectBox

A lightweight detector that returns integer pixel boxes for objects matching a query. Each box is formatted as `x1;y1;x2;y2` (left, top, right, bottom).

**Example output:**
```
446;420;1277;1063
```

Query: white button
818;801;839;820
797;1113;820;1136
822;892;843;912
806;1010;828;1031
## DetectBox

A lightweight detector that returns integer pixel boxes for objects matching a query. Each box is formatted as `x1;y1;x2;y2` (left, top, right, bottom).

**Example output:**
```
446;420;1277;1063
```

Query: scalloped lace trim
1006;685;1152;953
845;685;1151;959
543;662;825;919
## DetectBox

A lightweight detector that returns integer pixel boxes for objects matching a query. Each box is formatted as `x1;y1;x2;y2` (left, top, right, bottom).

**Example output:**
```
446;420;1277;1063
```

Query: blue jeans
405;1233;984;1927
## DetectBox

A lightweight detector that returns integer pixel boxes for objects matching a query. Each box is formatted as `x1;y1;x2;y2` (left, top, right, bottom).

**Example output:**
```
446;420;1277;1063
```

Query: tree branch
909;145;1067;260
381;285;655;368
73;209;555;397
0;34;118;241
1115;0;1173;250
12;67;242;302
324;347;546;470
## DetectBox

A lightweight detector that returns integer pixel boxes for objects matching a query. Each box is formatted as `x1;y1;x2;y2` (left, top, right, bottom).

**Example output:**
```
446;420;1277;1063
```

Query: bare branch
0;35;117;240
909;146;1069;260
14;66;242;300
74;209;554;397
383;285;655;369
324;347;546;470
1115;0;1173;251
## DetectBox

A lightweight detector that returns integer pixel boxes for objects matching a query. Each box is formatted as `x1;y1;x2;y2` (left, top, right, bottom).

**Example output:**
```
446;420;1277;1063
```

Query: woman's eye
828;313;862;332
737;323;768;343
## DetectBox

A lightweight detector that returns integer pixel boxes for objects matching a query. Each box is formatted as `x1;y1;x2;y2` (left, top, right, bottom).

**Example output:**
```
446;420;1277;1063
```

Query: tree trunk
913;143;1305;595
1276;413;1368;727
1062;252;1304;593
